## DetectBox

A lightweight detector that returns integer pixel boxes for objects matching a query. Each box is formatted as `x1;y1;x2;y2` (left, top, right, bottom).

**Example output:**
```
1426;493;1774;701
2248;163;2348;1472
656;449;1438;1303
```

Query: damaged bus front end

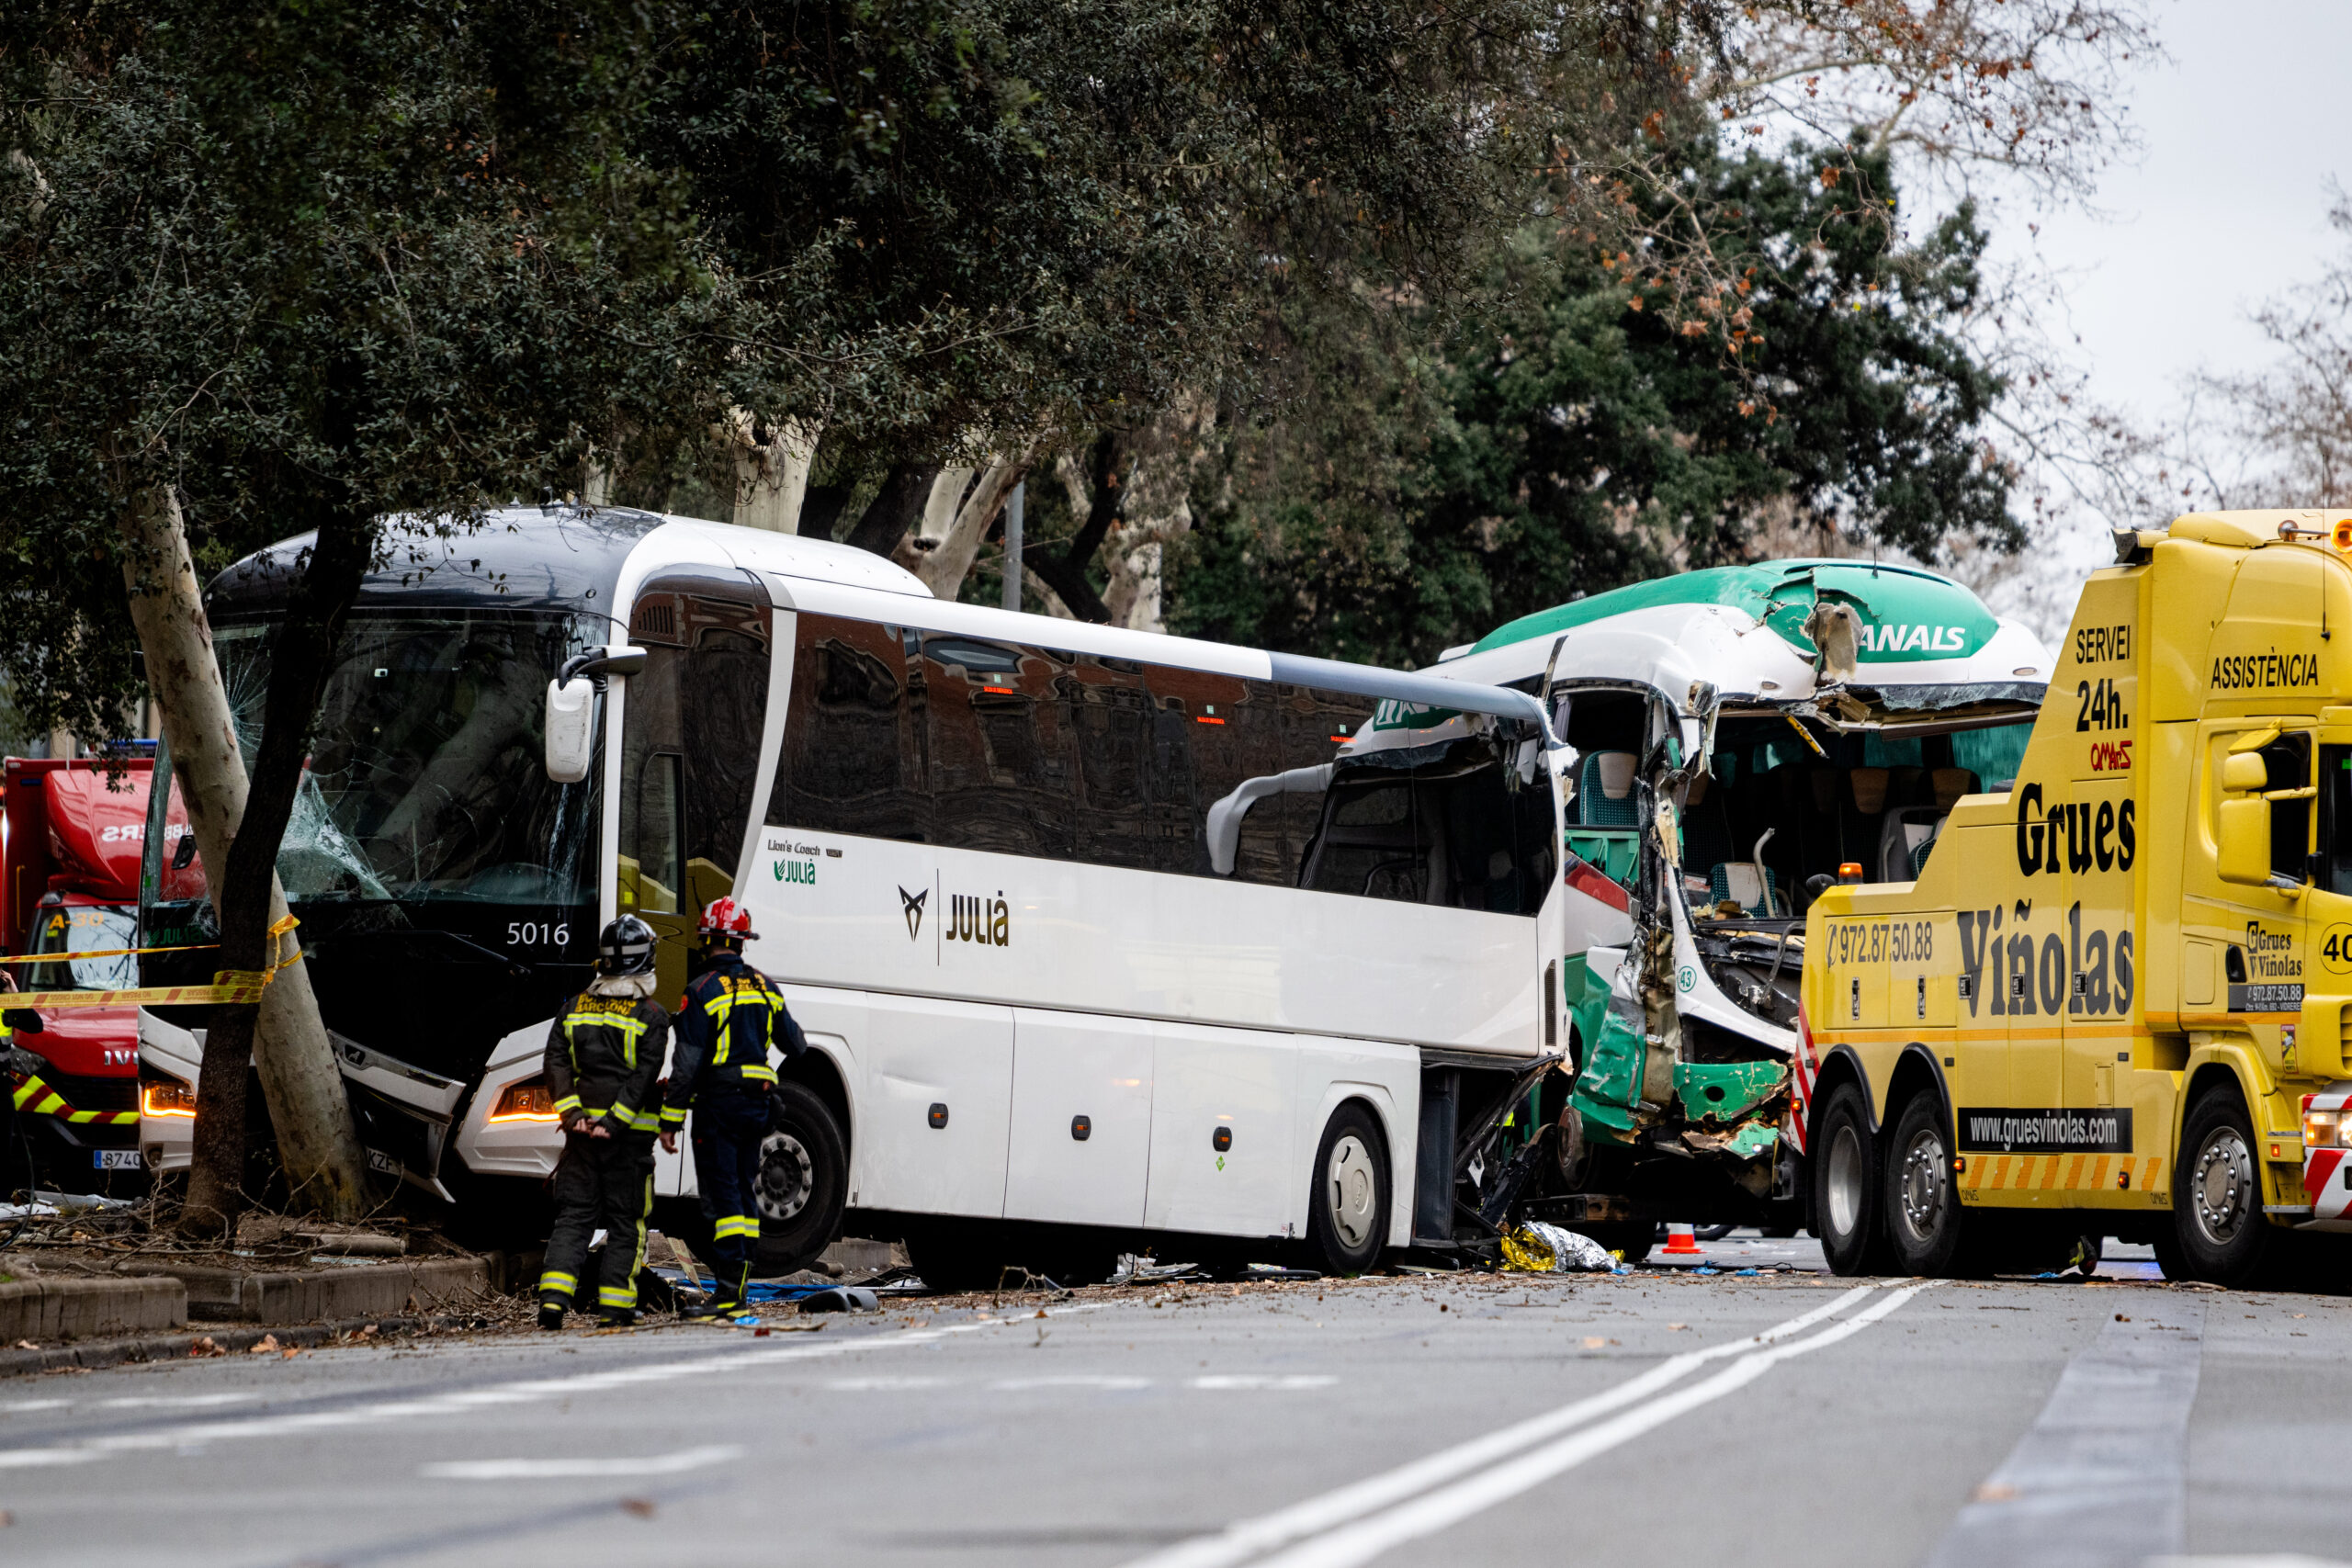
1431;560;2049;1253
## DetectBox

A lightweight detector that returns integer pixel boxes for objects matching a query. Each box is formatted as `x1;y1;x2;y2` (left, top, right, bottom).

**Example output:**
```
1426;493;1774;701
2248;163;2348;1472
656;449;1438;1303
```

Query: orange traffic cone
1660;1222;1705;1258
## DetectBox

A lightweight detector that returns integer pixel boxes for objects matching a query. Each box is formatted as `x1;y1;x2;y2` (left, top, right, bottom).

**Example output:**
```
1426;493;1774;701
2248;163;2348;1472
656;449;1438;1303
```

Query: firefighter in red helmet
659;896;807;1319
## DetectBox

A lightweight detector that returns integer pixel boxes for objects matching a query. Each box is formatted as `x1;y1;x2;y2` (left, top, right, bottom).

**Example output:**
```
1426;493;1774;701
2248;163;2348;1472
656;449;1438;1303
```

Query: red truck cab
1;755;170;1194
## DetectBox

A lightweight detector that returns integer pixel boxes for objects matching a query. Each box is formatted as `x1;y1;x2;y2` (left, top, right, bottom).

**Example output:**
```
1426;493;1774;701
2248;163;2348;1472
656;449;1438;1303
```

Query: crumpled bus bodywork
1430;559;2051;1228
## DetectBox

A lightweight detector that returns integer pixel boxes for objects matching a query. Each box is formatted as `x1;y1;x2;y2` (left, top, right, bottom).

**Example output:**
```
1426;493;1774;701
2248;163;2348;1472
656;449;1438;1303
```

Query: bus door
616;576;774;1002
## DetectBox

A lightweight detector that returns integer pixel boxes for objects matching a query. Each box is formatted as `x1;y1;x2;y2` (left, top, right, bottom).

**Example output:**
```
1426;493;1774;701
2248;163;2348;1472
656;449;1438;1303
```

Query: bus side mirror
2221;752;2268;793
545;677;595;784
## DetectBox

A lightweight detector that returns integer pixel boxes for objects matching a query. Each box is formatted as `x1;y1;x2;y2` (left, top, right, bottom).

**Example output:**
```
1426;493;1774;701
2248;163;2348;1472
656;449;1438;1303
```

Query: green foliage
1175;138;2016;665
630;0;1680;466
0;0;719;741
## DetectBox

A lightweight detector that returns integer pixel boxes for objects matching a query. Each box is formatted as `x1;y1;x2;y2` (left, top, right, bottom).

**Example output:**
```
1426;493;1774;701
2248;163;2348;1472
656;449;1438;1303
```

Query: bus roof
1465;559;2000;665
1434;558;2050;727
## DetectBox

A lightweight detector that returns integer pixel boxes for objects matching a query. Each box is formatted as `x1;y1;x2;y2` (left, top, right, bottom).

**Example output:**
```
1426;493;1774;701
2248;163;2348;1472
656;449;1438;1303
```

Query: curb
0;1312;499;1380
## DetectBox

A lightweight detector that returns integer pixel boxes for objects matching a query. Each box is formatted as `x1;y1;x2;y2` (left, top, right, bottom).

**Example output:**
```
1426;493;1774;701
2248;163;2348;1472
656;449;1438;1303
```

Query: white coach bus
138;506;1569;1281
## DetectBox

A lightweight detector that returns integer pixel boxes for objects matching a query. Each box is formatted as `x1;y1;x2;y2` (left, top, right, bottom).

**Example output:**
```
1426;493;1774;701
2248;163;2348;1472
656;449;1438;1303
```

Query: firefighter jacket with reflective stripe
543;989;670;1134
661;954;806;1123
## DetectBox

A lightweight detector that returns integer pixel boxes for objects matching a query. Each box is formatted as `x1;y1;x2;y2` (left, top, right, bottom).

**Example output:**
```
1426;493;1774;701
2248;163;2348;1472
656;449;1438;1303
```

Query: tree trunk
842;462;941;558
115;484;369;1233
728;412;820;534
916;457;1033;600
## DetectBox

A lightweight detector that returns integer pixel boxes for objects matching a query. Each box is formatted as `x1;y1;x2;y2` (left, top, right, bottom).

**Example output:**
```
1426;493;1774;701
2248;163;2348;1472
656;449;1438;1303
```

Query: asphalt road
3;1232;2348;1568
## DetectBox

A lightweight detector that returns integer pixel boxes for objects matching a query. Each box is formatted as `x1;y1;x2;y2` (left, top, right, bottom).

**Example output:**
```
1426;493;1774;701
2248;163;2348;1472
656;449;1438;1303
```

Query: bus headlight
141;1074;198;1119
2302;1100;2346;1149
489;1077;560;1123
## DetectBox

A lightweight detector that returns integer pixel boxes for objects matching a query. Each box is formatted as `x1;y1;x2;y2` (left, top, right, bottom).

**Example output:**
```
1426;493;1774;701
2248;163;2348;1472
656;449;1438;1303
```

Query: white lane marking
96;1393;260;1410
1927;1300;2206;1568
422;1444;742;1481
1190;1376;1335;1391
1;1399;73;1414
1253;1283;1935;1568
1126;1286;1879;1568
0;1304;1109;1471
827;1376;950;1391
989;1375;1152;1391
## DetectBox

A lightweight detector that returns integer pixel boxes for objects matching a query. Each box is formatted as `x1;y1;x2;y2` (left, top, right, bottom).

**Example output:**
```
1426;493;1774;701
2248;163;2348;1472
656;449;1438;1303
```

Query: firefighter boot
537;1304;565;1331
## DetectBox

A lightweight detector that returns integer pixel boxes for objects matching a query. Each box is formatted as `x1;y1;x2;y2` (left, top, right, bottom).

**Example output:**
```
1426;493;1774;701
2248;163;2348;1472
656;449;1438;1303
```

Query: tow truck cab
1;756;191;1193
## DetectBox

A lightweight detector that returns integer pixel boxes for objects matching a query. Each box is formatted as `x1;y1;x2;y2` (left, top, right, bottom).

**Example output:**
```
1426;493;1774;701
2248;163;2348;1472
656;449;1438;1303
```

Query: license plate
94;1150;142;1171
367;1148;400;1175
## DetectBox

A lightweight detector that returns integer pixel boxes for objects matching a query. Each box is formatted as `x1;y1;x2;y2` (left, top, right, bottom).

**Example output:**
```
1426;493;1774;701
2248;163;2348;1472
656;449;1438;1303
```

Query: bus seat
1879;806;1944;882
1577;751;1640;828
1808;769;1840;817
1849;767;1890;816
1708;862;1778;917
1930;768;1979;810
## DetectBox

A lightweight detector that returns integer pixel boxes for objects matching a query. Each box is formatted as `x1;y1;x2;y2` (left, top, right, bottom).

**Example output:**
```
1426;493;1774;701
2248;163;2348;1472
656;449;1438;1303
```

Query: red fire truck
1;754;184;1193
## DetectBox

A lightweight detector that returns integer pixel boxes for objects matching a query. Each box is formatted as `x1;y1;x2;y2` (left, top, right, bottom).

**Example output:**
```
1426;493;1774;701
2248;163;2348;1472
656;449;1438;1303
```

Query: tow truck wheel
1812;1082;1894;1276
1307;1103;1390;1275
2169;1086;2273;1287
1883;1093;1964;1276
750;1081;849;1279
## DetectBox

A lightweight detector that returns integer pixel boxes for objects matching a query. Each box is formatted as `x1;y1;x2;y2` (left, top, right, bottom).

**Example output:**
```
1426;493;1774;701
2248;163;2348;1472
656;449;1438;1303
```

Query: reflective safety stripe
738;1063;777;1085
552;1093;582;1114
713;1214;760;1240
597;1284;638;1308
564;1009;650;1068
616;1105;661;1133
11;1073;141;1126
659;1106;688;1127
702;976;782;1067
537;1269;578;1300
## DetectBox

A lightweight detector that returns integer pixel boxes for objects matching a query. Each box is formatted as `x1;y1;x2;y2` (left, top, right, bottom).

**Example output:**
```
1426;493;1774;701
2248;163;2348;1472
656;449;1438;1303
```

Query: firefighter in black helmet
537;915;669;1330
660;896;806;1320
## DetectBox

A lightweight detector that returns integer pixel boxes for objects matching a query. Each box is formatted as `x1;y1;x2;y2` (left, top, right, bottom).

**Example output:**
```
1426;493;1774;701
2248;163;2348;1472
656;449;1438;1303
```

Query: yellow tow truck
1797;509;2352;1284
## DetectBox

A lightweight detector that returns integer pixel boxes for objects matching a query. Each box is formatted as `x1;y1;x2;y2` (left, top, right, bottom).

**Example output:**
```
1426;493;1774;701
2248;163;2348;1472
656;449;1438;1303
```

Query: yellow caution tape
1;916;299;1010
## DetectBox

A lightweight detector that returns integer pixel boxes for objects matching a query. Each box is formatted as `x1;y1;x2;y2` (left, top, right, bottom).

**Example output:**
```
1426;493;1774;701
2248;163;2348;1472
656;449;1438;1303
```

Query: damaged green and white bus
1420;560;2050;1257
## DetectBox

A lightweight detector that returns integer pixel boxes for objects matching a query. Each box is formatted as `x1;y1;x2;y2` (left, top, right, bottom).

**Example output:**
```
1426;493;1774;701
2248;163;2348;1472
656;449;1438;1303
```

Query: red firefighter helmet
698;896;756;942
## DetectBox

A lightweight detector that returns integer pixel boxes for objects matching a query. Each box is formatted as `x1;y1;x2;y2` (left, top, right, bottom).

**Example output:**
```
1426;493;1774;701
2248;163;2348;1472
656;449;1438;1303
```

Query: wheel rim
1326;1134;1377;1250
2190;1124;2254;1247
1895;1125;1945;1244
1826;1123;1865;1240
756;1130;815;1224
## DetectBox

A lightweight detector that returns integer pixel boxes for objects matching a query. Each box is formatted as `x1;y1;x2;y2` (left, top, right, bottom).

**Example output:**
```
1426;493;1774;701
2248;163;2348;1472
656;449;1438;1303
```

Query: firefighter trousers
691;1090;769;1304
539;1130;654;1317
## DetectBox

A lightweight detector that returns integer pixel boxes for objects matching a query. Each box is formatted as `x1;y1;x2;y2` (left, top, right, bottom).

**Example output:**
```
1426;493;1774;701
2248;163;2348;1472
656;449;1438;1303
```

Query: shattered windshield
211;613;603;905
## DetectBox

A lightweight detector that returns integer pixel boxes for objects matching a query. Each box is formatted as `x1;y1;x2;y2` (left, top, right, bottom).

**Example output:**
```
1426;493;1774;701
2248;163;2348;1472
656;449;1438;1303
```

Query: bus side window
1142;668;1292;881
769;615;932;843
1069;656;1156;870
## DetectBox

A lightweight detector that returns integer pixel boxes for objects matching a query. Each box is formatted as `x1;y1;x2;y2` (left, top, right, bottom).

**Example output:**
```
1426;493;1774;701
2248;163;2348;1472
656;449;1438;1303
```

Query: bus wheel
2171;1086;2271;1286
1812;1082;1890;1276
1308;1104;1390;1274
751;1081;848;1279
1883;1093;1963;1276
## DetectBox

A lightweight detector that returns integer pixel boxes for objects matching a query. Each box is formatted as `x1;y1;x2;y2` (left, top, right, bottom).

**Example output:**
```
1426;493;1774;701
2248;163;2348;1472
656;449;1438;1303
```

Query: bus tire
1812;1081;1891;1276
2170;1085;2272;1287
750;1081;848;1279
1883;1092;1965;1276
1307;1103;1390;1275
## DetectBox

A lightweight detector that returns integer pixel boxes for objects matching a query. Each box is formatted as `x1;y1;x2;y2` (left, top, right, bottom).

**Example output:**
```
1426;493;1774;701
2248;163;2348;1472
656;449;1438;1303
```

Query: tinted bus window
771;615;931;842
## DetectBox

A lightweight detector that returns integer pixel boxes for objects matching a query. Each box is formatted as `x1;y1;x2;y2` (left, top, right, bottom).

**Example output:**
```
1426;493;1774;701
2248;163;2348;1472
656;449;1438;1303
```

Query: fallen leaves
620;1499;657;1519
249;1334;281;1355
188;1336;225;1359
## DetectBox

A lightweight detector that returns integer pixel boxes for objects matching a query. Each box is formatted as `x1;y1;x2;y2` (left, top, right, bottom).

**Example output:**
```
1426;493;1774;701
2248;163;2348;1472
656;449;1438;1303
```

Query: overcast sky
1982;0;2350;421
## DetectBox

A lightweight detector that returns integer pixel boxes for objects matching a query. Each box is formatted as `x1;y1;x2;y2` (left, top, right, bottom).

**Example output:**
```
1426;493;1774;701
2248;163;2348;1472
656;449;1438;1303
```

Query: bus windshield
209;612;603;906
